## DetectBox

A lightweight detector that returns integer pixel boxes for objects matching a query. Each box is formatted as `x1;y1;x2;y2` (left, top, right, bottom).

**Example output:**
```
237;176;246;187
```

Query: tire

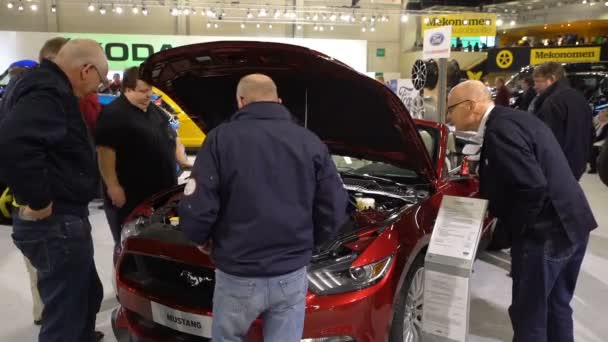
389;253;425;342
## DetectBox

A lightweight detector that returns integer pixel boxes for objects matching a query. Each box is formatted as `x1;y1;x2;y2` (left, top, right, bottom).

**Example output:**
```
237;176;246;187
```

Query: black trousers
509;221;589;342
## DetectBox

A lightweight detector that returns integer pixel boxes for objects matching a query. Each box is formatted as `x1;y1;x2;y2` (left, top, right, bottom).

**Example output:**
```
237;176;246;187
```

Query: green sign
376;48;386;57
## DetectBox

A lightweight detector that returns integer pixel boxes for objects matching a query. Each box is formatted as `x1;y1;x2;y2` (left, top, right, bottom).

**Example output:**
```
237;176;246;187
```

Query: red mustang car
111;41;494;342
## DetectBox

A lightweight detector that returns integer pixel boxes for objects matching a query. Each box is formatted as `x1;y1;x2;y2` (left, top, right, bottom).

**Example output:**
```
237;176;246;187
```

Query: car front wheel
389;254;424;342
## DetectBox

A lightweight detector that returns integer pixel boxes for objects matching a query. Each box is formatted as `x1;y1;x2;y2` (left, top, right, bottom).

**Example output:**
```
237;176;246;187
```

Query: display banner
422;13;497;38
423;26;452;60
394;79;424;119
487;45;607;72
0;31;367;73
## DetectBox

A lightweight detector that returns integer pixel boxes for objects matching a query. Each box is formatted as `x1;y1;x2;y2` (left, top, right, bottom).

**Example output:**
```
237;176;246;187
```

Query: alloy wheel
402;267;424;342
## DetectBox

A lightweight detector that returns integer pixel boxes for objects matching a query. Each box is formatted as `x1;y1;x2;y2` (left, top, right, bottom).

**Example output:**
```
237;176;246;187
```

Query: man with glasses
0;39;109;342
447;80;596;342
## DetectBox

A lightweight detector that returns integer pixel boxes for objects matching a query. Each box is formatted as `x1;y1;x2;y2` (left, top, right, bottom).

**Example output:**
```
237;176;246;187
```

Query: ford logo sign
430;33;445;46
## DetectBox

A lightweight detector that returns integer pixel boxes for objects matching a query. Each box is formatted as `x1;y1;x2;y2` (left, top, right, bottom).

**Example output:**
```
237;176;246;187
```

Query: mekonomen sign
421;13;497;37
530;47;601;64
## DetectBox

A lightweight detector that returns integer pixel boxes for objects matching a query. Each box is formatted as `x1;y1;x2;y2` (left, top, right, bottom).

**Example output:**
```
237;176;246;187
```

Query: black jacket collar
536;78;568;109
231;102;292;121
40;59;73;93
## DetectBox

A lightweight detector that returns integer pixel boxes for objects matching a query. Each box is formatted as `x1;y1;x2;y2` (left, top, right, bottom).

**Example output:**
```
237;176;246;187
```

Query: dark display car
110;41;494;342
505;62;608;109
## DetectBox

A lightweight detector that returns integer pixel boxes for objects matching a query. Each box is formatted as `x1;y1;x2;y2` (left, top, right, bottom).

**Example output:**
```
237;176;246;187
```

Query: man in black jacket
448;81;596;342
179;74;348;342
533;62;594;180
0;39;108;342
599;138;608;186
513;76;536;112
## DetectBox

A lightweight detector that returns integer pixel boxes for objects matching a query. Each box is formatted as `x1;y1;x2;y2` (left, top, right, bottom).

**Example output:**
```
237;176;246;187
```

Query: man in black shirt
95;67;177;243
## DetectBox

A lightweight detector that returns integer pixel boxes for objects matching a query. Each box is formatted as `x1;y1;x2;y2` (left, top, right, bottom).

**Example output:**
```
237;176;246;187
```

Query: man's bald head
447;80;494;132
236;74;280;109
53;39;108;98
449;80;492;105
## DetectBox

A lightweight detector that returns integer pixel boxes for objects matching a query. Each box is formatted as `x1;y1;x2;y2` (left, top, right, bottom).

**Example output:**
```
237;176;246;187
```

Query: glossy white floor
0;173;606;342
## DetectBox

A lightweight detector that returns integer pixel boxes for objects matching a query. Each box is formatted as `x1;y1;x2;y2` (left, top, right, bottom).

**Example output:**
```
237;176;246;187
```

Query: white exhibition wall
0;31;368;74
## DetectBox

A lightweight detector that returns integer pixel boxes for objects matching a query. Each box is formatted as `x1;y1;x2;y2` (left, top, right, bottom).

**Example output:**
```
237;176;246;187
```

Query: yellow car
153;87;206;150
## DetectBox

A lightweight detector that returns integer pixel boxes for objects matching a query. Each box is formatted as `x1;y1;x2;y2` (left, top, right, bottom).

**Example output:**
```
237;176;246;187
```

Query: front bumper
113;260;397;342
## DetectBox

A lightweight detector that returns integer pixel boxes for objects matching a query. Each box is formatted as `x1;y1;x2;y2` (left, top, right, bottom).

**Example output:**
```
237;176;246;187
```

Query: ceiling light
319;25;324;31
582;0;587;3
371;15;376;22
141;7;148;15
273;9;280;18
322;14;327;20
115;6;123;14
510;20;516;26
371;26;375;32
171;8;179;16
205;8;215;18
87;3;94;11
305;14;310;20
567;23;571;26
206;22;211;28
605;1;608;5
544;25;547;29
361;15;367;21
496;19;503;26
246;9;253;19
312;14;318;21
30;3;37;11
258;8;267;17
313;25;318;31
330;25;334;31
485;19;491;25
297;24;302;30
350;16;355;23
330;14;337;21
256;23;260;29
240;23;245;29
590;0;596;5
361;27;366;32
401;14;408;23
131;6;138;14
7;1;13;9
423;17;429;24
214;23;218;29
99;6;106;14
268;24;273;29
191;8;196;15
50;4;56;12
18;3;24;11
183;8;190;15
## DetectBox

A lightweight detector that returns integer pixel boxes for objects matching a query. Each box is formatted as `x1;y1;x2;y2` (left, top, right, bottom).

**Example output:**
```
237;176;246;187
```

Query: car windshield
332;155;417;180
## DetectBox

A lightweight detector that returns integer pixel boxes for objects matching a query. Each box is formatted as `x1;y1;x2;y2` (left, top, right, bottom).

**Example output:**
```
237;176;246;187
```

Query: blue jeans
212;267;308;342
12;212;103;342
509;220;589;342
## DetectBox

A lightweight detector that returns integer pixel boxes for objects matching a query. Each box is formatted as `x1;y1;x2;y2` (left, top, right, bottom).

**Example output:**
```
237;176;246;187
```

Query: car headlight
120;217;145;247
307;255;393;295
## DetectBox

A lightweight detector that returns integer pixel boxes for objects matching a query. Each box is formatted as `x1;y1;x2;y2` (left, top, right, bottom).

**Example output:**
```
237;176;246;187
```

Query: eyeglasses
87;64;109;90
446;99;472;114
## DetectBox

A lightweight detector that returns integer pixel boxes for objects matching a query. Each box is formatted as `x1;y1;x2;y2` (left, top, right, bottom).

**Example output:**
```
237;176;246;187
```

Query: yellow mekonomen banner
421;13;497;37
530;47;601;65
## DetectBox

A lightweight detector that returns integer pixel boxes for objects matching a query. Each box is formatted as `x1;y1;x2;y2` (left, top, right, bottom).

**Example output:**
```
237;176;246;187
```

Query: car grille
120;253;215;310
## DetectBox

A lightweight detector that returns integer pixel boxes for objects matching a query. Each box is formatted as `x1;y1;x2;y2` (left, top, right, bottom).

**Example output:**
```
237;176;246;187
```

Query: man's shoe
33;319;42;326
92;331;105;341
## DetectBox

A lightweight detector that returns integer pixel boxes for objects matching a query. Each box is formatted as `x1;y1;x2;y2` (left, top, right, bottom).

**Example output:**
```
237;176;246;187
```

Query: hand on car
21;202;53;221
197;240;213;255
107;185;126;208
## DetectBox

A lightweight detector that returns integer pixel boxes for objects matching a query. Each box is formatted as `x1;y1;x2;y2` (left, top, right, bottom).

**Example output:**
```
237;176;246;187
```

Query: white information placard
427;195;488;261
423;26;452;60
423;270;469;341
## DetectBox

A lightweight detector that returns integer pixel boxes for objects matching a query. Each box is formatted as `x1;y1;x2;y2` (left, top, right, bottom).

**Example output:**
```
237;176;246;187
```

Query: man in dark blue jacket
0;39;108;342
448;81;596;342
533;62;594;180
179;74;348;342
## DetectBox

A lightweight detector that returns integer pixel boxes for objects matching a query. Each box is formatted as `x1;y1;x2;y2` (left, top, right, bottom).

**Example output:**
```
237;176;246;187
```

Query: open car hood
139;41;436;182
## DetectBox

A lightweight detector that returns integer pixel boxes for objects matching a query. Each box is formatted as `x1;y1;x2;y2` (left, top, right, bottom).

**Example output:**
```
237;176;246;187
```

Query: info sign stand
422;195;488;342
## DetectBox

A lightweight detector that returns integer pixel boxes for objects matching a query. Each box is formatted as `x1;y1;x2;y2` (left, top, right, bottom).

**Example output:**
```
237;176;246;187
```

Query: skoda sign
430;33;445;46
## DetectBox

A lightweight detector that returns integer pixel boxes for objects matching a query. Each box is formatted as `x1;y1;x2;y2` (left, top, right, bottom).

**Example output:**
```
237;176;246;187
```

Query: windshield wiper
339;171;407;188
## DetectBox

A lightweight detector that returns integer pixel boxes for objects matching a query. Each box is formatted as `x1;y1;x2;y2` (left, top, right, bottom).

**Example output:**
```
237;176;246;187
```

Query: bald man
448;81;596;342
179;74;348;342
0;39;108;342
